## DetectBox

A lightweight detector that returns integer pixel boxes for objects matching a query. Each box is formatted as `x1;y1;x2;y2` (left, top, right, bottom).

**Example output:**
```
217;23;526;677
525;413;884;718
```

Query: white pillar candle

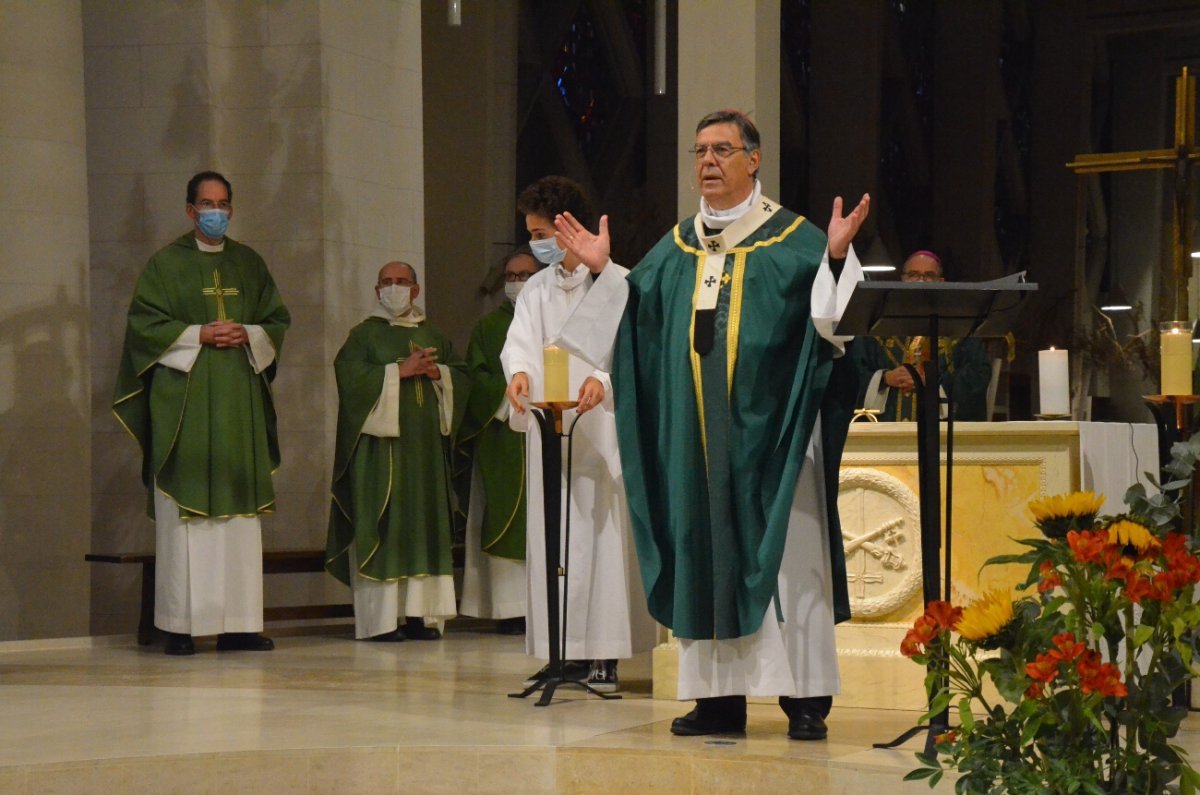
1038;348;1069;416
1160;321;1193;396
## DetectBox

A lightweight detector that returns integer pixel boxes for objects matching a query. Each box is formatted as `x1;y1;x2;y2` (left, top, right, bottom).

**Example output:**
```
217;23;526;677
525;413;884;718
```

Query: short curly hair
516;176;593;229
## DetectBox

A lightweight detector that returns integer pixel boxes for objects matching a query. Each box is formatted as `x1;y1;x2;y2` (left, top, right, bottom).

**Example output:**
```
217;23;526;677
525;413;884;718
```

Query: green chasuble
852;336;992;421
613;209;857;641
112;233;290;520
326;317;468;586
457;302;526;561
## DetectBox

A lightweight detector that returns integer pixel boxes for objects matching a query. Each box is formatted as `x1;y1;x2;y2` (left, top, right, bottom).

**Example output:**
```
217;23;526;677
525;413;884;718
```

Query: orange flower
935;729;960;746
1076;650;1127;698
1025;681;1045;699
1026;654;1060;684
1051;632;1085;663
925;600;964;632
1067;530;1108;566
1037;561;1062;593
899;601;963;658
1103;548;1134;582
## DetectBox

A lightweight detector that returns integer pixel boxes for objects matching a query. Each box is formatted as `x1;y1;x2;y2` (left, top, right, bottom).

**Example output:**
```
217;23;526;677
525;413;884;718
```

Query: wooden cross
201;269;239;321
1067;66;1200;320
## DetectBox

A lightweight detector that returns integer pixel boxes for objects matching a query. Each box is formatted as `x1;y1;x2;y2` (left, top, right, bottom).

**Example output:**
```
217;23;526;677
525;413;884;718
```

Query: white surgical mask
504;282;524;303
529;237;565;265
379;284;413;317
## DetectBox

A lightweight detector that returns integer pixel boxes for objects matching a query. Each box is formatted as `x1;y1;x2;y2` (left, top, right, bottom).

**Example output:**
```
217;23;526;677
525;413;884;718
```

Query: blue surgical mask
195;208;230;240
529;237;565;265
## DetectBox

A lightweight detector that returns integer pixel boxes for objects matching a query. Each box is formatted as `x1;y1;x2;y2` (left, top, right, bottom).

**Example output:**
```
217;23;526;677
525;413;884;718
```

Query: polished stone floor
0;624;1180;794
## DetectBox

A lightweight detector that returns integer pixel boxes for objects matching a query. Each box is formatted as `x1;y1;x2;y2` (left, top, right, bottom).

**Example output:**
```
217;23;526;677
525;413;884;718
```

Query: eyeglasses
504;272;534;283
192;200;232;211
688;144;746;160
901;271;942;282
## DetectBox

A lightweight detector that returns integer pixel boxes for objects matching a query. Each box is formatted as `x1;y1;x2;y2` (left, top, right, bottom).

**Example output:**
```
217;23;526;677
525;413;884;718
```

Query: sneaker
587;659;619;693
522;659;589;687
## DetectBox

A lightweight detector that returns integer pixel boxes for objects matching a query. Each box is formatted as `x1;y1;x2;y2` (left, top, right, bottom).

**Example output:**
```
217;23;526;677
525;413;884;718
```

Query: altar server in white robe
550;110;868;740
502;176;657;693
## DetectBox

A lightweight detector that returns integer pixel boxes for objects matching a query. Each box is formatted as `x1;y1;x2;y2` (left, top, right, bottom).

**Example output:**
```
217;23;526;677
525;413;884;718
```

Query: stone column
676;0;780;217
0;0;92;639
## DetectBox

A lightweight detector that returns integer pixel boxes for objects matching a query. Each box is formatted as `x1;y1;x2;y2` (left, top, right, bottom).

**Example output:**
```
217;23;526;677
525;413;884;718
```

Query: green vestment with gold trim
326;317;468;586
457;302;526;561
852;336;991;421
614;209;855;641
112;233;290;520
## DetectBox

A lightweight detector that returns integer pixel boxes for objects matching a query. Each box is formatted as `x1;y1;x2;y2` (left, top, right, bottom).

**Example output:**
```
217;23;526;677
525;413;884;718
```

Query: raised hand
827;193;870;259
554;212;611;273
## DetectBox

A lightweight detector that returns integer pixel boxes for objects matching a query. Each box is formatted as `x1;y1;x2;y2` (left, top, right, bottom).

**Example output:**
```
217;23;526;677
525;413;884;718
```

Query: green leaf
1019;713;1045;745
904;768;937;781
1132;625;1155;646
958;699;975;732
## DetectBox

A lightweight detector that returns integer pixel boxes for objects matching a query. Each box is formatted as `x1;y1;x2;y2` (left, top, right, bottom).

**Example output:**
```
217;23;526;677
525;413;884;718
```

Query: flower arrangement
902;438;1200;794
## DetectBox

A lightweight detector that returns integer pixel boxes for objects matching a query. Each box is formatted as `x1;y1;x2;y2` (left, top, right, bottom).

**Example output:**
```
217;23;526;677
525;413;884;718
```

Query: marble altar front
652;421;1158;710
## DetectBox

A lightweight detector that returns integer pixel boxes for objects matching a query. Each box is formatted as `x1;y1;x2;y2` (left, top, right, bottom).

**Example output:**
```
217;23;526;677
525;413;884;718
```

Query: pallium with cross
1067;67;1200;320
202;269;239;321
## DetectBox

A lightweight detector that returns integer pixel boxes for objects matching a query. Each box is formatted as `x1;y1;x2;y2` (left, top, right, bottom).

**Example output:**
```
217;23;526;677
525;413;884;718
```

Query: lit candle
1160;321;1193;396
543;345;569;403
1038;347;1069;417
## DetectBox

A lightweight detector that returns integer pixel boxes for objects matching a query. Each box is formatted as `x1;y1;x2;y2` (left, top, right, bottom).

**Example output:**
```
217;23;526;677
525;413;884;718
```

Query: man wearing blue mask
114;171;290;656
501;177;657;694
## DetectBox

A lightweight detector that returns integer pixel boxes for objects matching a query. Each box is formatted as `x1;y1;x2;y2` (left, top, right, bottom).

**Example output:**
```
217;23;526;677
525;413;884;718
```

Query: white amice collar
196;238;225;253
553;263;590;292
698;179;762;230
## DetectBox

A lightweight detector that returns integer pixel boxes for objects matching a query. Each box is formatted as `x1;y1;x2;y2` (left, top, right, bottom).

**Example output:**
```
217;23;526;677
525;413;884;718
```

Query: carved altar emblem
837;468;923;619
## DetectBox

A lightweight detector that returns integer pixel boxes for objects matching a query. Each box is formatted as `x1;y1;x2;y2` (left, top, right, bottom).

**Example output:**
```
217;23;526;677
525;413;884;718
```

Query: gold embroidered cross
201;269;239;321
721;272;732;286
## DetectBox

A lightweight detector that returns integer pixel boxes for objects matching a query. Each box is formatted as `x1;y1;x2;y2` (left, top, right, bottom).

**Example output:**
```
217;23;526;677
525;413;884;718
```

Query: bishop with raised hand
553;109;869;740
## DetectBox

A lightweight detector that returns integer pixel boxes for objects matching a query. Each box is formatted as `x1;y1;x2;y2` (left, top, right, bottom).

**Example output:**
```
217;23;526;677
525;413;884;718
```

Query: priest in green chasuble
458;248;540;633
326;262;467;641
853;250;992;421
113;171;290;656
552;111;869;740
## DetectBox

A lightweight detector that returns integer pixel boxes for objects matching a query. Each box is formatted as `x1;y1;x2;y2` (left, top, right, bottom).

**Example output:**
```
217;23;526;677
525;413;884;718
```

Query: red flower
1037;561;1062;593
1025;682;1045;699
899;601;963;658
1026;654;1060;685
925;600;964;632
1051;632;1085;663
1103;549;1134;582
1067;530;1108;565
1076;650;1127;698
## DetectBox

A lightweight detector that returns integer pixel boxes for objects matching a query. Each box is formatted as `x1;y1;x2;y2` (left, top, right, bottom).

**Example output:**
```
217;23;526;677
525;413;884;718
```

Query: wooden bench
85;550;353;645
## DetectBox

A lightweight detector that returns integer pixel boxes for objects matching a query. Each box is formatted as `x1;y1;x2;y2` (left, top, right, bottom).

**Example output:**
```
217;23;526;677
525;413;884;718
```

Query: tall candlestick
1038;348;1069;416
1160;321;1193;396
543;345;569;402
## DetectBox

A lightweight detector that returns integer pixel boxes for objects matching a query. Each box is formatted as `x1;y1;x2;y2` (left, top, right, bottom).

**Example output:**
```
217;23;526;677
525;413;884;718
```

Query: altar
650;420;1159;709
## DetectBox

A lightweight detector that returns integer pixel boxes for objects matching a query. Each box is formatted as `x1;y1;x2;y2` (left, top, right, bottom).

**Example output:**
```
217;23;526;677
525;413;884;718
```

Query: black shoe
495;617;526;635
363;626;406;642
670;696;747;736
164;632;195;656
216;632;274;651
779;696;830;740
586;659;619;693
404;617;442;640
522;659;589;687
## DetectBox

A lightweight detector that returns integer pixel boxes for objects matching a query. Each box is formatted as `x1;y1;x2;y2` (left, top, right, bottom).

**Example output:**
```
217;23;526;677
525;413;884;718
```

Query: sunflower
957;589;1015;646
1028;491;1105;539
1106;519;1160;554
